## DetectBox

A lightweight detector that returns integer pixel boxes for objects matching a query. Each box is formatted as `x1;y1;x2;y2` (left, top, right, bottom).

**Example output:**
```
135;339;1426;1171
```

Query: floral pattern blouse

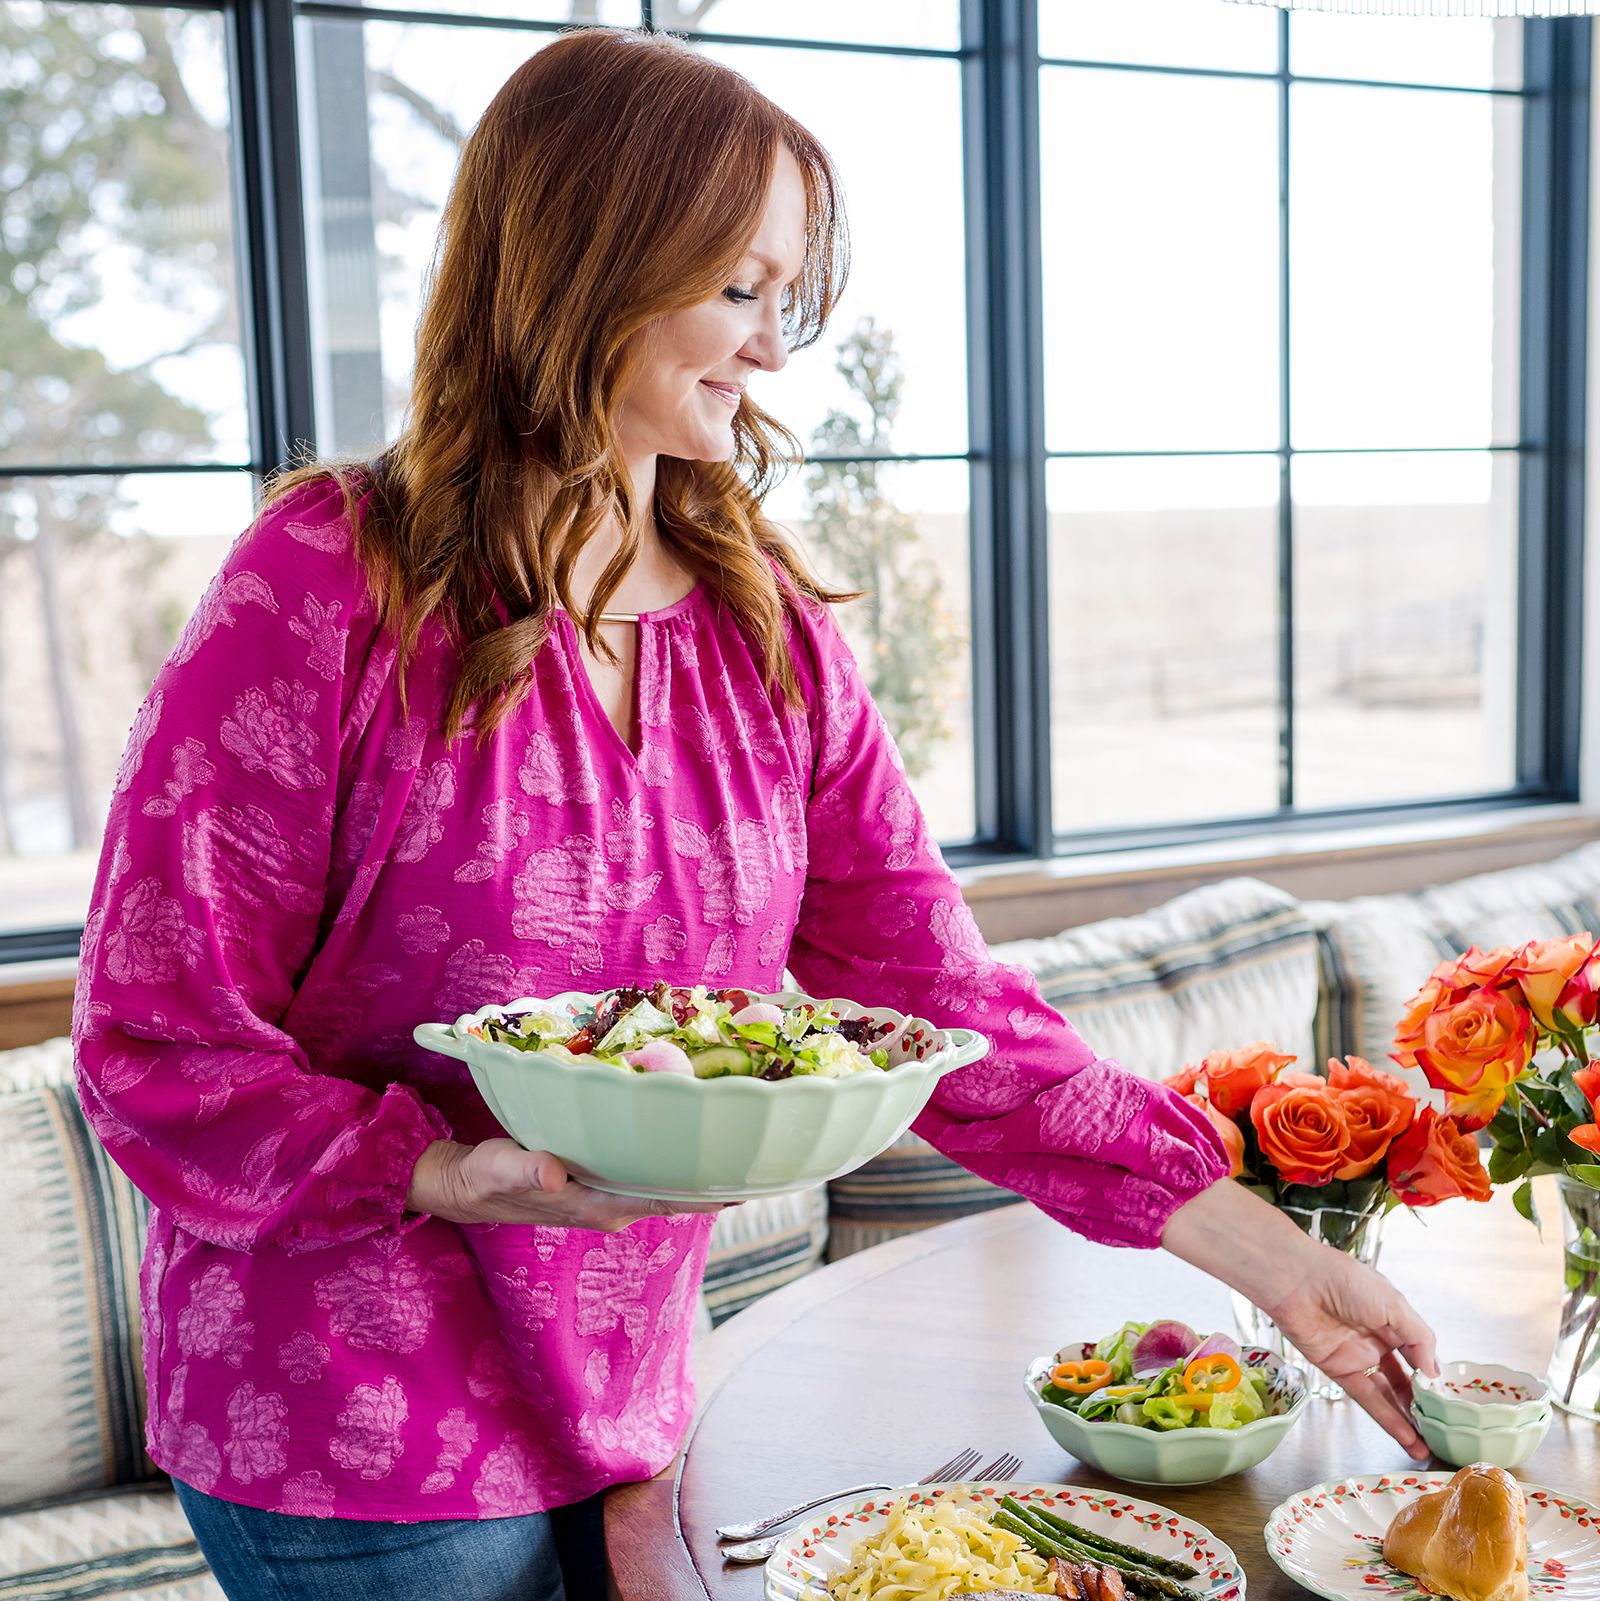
71;477;1229;1520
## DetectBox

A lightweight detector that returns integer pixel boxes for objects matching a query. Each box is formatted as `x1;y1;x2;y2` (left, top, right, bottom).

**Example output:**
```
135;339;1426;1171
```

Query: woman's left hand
1264;1243;1439;1460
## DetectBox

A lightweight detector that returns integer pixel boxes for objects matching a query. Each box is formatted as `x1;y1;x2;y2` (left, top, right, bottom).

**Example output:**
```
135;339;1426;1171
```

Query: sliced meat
1049;1558;1086;1601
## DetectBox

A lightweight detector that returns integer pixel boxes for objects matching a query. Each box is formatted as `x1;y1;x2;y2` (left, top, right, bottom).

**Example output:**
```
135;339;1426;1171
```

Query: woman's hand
1163;1178;1439;1460
406;1138;729;1232
1264;1246;1439;1459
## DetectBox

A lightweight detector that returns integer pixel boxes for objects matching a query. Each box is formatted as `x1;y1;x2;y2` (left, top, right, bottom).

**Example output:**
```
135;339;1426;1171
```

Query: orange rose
1413;986;1535;1131
1571;1064;1600;1157
1272;1070;1323;1089
1327;1057;1416;1180
1386;1108;1492;1206
1392;968;1457;1072
1328;1055;1417;1118
1555;948;1600;1033
1165;1063;1200;1097
1185;1093;1245;1178
1250;1082;1351;1186
1201;1042;1298;1119
1507;933;1595;1031
1438;945;1520;991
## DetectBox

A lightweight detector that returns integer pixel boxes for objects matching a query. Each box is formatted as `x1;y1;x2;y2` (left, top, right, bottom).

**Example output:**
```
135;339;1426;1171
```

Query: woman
73;25;1438;1601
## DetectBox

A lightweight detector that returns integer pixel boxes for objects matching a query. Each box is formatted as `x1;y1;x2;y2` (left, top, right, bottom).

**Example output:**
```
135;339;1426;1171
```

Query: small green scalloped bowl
413;988;989;1201
1024;1347;1311;1486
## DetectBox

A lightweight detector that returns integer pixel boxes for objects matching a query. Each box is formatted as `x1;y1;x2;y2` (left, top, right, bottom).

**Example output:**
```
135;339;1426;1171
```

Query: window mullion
1517;18;1589;801
963;0;1049;858
230;0;317;477
1278;10;1294;813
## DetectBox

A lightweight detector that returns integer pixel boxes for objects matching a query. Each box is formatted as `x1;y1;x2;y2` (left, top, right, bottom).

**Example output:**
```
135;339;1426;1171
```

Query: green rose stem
1562;1293;1600;1408
1558;1183;1600;1410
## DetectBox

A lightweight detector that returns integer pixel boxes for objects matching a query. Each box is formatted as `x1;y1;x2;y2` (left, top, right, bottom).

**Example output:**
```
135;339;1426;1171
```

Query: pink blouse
72;477;1229;1520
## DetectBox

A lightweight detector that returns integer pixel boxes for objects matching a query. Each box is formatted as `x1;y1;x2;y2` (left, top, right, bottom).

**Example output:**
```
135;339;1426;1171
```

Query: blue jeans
170;1476;607;1601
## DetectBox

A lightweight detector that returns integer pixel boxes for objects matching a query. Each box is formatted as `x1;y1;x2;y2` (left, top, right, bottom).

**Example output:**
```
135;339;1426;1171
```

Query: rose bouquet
1165;1041;1492;1397
1391;935;1600;1414
1392;935;1600;1209
1164;1041;1492;1249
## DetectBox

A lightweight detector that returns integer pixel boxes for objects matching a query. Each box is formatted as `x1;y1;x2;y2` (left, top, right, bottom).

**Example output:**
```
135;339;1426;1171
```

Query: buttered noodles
825;1494;1054;1601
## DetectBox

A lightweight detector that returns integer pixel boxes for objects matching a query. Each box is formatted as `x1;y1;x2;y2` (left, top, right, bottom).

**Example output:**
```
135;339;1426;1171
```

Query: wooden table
606;1177;1594;1600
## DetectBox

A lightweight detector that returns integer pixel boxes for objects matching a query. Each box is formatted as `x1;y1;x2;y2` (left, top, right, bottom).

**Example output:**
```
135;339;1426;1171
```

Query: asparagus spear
993;1502;1210;1601
1026;1504;1200;1579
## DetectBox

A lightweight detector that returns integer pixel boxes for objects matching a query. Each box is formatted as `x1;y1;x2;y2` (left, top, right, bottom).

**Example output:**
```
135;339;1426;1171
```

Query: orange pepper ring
1182;1352;1243;1410
1050;1358;1114;1393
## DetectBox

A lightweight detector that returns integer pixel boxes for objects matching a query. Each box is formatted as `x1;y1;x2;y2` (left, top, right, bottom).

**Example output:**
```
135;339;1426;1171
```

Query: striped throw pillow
700;1186;828;1326
0;1047;163;1509
0;1482;220;1601
1306;837;1600;1093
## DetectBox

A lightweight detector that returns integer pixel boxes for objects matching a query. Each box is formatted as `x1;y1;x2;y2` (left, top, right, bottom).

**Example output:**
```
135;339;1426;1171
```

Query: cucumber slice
688;1045;754;1078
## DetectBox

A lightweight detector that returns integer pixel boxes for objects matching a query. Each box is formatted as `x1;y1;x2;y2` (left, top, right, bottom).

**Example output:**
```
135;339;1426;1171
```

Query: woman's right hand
405;1138;728;1232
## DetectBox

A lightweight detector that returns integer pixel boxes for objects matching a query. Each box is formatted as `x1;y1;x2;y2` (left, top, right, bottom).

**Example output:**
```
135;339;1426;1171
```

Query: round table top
605;1176;1594;1600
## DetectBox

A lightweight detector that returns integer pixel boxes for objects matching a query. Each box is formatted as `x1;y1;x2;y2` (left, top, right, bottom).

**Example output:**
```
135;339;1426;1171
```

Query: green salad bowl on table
413;987;990;1202
1024;1345;1311;1486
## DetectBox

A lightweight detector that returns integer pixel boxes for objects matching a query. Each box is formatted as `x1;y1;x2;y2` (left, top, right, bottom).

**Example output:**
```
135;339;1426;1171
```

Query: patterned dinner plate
1265;1472;1600;1601
763;1479;1245;1601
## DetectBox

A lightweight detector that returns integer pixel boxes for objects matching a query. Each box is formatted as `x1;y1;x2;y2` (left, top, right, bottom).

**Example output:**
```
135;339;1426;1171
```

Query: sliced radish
1187;1332;1243;1367
731;1002;784;1026
1131;1320;1202;1377
624;1041;694;1075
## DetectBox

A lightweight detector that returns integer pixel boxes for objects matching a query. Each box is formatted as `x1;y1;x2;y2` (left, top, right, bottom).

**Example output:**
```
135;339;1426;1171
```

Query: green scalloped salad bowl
1025;1349;1311;1486
413;989;990;1202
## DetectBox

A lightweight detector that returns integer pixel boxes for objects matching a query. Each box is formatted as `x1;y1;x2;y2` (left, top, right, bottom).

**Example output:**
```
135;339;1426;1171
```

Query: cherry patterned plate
763;1479;1245;1601
1265;1472;1600;1601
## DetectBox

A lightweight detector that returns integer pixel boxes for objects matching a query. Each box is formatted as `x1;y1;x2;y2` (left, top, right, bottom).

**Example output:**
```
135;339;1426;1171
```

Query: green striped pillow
700;1186;828;1326
0;1054;163;1509
1307;838;1600;1084
0;1482;219;1601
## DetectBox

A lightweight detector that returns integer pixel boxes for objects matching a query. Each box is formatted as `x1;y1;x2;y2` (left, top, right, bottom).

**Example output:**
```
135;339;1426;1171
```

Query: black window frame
0;0;1588;963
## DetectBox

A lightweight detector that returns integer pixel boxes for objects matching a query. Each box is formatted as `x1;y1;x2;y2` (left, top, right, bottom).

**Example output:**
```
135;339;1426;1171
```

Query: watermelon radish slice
1187;1331;1243;1366
1131;1320;1201;1377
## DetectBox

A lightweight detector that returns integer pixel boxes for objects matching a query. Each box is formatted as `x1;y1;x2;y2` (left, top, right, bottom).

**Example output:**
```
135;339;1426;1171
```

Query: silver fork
718;1446;990;1565
973;1451;1023;1482
715;1445;981;1549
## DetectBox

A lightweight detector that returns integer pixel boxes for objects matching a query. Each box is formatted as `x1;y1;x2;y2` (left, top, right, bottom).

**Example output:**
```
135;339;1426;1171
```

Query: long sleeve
72;478;452;1254
784;599;1230;1249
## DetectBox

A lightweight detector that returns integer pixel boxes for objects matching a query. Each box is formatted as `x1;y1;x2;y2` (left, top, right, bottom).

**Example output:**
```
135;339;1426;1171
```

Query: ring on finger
1361;1363;1382;1379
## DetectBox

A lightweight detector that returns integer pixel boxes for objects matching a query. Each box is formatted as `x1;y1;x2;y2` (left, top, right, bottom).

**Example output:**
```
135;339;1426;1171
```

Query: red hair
265;25;853;739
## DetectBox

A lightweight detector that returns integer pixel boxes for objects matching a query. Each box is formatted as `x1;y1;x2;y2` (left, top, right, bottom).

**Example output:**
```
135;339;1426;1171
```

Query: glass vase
1549;1176;1600;1419
1231;1202;1388;1401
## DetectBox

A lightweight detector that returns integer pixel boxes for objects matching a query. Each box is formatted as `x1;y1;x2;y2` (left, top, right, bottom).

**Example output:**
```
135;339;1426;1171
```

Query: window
0;0;1588;957
1040;3;1536;841
0;3;255;944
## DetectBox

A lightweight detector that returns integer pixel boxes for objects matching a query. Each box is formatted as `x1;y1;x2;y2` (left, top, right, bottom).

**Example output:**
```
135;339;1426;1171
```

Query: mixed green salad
1038;1318;1290;1432
476;982;898;1081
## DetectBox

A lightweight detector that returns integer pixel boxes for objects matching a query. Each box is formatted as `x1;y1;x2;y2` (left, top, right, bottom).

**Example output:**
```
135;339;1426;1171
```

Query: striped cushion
700;1186;828;1326
0;1484;221;1601
1305;838;1600;1094
824;1134;1017;1261
0;1035;76;1095
825;877;1321;1260
0;1055;162;1509
992;876;1320;1075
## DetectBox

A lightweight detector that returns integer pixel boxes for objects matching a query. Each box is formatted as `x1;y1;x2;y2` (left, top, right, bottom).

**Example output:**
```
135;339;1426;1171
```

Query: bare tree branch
118;313;233;375
370;68;468;149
